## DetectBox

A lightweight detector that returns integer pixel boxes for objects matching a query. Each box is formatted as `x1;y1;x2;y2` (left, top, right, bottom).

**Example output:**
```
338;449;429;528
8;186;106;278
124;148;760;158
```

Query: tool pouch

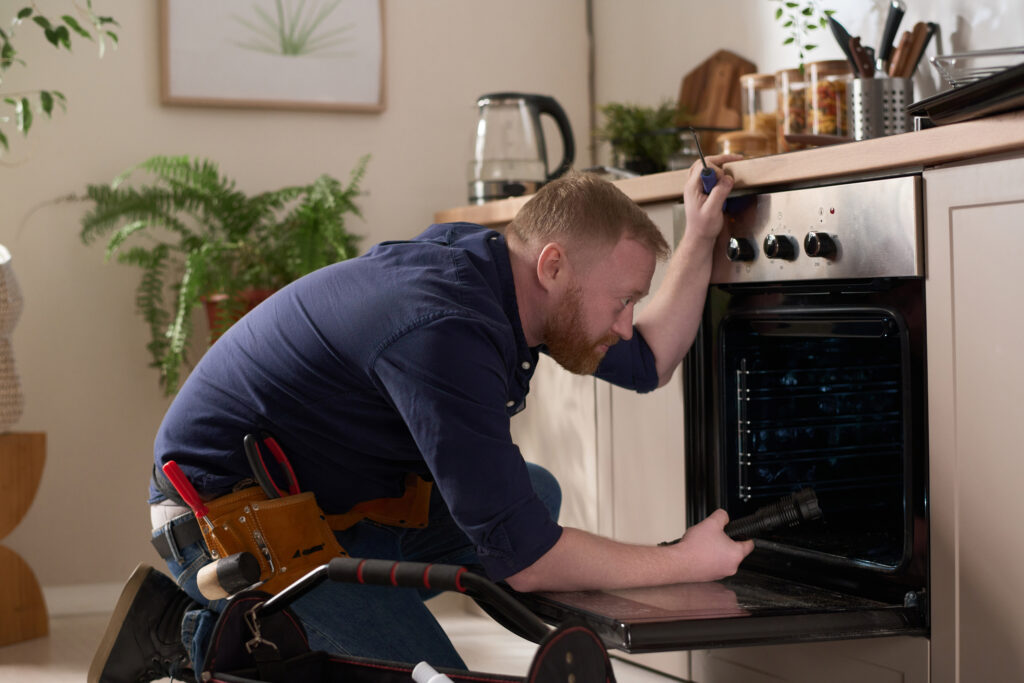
201;487;346;595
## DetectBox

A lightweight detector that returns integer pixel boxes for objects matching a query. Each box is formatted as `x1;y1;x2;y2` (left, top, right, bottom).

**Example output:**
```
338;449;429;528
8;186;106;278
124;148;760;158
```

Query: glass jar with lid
715;130;771;158
740;73;778;154
775;68;808;151
808;59;853;137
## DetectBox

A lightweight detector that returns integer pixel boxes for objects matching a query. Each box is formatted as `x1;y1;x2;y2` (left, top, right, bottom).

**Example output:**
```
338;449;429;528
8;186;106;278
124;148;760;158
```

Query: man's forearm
634;229;717;386
504;514;752;593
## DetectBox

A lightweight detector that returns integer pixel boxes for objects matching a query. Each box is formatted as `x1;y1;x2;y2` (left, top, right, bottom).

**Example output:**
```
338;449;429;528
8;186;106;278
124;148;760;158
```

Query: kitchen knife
849;37;875;78
887;30;912;77
827;15;860;75
909;22;938;77
877;0;906;73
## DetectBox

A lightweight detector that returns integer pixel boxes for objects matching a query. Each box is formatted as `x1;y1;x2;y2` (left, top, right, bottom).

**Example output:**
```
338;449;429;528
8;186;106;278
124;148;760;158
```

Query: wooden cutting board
677;49;757;131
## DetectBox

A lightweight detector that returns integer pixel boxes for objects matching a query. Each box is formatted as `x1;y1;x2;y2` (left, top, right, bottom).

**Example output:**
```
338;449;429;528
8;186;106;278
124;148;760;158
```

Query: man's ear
536;242;571;293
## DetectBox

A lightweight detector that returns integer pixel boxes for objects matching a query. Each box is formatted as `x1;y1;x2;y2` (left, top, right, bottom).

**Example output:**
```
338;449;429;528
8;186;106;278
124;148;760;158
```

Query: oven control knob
763;234;796;260
727;237;755;262
804;231;837;259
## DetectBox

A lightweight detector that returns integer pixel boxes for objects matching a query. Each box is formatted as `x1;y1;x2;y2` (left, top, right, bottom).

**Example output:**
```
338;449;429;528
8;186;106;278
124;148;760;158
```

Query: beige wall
1;0;589;589
3;0;1022;592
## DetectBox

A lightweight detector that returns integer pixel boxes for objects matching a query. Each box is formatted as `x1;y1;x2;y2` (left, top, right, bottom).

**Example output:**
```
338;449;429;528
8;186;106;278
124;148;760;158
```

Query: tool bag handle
253;557;550;643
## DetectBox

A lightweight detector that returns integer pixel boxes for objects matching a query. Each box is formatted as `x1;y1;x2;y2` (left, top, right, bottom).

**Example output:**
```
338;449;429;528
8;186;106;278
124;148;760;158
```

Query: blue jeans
156;463;561;678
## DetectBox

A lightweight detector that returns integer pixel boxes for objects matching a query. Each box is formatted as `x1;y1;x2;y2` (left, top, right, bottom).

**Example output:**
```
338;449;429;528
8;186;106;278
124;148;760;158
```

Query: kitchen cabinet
924;153;1024;682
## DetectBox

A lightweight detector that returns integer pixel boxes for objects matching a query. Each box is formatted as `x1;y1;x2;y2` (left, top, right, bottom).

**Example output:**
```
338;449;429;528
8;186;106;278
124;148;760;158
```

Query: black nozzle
724;488;822;541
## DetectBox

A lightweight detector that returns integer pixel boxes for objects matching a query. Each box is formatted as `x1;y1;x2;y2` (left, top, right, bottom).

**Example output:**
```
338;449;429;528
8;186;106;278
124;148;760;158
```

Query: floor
0;599;679;682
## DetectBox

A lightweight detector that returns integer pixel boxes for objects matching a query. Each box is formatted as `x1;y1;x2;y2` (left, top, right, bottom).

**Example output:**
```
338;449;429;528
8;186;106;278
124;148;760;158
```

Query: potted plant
1;3;119;154
595;101;683;175
78;154;368;395
771;0;835;68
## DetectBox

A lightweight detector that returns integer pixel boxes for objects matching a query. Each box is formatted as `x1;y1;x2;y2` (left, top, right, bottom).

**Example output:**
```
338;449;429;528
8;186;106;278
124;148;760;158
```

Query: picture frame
159;0;386;113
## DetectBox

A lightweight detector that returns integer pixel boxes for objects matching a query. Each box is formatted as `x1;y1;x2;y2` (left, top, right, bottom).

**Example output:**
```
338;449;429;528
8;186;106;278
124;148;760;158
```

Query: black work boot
88;564;198;683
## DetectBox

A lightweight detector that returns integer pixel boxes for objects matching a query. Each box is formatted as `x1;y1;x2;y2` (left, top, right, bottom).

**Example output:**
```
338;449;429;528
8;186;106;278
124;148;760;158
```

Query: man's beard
543;283;619;376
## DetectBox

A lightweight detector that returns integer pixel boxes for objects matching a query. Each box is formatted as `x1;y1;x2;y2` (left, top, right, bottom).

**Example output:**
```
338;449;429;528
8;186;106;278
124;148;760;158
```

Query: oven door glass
517;570;924;652
720;310;910;570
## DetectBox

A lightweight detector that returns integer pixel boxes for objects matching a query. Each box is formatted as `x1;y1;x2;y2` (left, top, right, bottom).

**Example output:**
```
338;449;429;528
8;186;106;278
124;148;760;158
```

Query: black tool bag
202;558;616;683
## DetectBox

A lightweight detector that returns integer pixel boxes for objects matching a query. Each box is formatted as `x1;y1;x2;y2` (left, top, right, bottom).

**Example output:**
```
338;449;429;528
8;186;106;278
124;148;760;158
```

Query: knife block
0;432;48;646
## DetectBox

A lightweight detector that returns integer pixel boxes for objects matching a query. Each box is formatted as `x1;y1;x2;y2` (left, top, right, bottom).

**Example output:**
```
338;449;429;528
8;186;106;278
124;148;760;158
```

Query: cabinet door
925;154;1024;682
510;357;599;533
605;202;687;546
692;639;928;683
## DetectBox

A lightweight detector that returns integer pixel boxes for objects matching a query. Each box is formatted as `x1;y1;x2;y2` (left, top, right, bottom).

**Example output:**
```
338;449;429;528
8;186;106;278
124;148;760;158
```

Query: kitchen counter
435;110;1024;226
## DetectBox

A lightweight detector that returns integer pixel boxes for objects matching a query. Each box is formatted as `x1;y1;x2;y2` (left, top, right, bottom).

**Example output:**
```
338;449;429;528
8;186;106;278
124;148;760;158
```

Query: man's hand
633;152;742;386
504;512;755;593
680;153;741;243
665;509;755;583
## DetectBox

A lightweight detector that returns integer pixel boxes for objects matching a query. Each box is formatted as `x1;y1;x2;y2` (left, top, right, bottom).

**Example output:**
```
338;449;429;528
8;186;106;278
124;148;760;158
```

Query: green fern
78;153;368;395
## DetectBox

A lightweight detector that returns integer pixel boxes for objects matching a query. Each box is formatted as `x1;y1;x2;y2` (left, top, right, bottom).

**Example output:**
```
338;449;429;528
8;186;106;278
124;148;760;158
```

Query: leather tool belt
152;472;433;596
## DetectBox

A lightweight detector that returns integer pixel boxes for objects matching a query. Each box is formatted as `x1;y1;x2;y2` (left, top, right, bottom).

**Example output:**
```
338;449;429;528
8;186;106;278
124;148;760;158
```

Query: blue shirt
152;222;660;579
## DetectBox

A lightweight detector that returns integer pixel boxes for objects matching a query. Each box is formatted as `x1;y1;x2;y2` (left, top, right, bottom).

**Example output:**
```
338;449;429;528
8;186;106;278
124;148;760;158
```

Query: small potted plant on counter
595;100;683;175
78;154;368;395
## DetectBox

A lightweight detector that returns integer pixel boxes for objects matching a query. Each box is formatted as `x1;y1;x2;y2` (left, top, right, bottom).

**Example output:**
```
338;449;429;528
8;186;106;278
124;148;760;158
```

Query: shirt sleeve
370;313;562;580
593;327;660;393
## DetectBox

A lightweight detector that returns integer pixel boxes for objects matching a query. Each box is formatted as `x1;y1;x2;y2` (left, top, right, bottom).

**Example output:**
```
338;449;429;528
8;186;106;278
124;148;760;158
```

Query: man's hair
505;171;670;262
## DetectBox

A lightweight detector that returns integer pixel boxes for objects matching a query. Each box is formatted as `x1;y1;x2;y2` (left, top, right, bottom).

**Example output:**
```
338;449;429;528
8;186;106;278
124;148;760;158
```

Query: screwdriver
690;126;717;194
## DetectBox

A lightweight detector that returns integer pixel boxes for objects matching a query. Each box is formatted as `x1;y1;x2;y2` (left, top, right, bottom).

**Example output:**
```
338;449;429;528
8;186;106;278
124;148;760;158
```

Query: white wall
2;0;1022;594
0;0;589;590
592;0;1024;163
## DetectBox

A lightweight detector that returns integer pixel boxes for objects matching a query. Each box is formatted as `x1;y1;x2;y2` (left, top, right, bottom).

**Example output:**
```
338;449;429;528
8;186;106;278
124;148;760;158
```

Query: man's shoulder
376;222;495;250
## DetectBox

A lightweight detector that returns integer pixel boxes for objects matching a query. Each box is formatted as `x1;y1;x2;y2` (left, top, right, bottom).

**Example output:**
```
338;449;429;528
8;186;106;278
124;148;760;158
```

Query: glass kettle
468;92;575;204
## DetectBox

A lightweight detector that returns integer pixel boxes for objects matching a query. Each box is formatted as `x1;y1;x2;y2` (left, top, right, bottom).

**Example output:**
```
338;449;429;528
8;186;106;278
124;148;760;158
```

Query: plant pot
202;289;275;342
622;157;663;176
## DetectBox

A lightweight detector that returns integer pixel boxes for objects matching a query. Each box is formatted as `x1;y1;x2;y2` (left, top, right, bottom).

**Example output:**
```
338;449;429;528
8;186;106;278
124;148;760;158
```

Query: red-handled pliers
243;432;300;498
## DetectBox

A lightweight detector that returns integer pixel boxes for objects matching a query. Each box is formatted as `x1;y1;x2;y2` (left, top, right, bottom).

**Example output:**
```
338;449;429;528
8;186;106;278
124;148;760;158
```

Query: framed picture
160;0;385;113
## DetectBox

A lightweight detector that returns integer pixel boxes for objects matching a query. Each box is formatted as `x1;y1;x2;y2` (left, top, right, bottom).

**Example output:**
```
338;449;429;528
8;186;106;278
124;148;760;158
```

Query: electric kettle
468;92;575;204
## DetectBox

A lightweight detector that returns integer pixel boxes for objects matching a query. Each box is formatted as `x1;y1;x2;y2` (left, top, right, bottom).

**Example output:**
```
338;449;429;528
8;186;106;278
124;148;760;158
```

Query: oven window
720;312;908;569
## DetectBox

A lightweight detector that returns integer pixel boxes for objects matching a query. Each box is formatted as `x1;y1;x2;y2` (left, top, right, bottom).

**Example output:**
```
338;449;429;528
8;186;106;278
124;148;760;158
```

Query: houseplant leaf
78;154;368;395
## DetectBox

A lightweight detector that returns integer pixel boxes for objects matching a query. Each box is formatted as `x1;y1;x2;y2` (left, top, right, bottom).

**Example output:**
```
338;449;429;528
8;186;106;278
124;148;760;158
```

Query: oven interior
720;307;910;571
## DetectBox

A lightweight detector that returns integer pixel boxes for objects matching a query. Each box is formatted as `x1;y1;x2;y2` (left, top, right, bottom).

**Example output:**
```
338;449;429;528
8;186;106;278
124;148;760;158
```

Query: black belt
151;513;204;561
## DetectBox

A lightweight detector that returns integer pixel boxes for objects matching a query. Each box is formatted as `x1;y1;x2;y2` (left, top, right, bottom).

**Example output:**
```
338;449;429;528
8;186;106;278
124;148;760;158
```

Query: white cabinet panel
925;154;1024;682
606;202;687;547
693;638;929;683
511;357;598;533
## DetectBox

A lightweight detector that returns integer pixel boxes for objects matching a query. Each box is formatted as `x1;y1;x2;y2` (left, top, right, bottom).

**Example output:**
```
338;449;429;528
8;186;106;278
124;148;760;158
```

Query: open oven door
513;570;927;653
510;296;930;653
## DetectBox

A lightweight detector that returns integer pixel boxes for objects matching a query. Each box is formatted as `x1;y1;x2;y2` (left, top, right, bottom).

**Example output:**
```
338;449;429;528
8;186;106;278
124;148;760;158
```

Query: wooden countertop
435;110;1024;226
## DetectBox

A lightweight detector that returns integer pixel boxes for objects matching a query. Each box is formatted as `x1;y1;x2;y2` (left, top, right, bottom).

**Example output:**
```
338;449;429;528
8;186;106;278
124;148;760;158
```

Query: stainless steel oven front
521;174;929;653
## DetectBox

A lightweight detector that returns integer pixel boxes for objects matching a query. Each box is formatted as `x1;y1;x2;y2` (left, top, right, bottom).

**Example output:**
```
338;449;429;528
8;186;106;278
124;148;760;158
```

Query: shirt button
506;400;516;408
521;361;531;370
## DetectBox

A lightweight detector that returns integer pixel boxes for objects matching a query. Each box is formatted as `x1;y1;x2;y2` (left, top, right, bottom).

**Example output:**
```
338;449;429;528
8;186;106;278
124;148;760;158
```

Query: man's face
543;237;656;375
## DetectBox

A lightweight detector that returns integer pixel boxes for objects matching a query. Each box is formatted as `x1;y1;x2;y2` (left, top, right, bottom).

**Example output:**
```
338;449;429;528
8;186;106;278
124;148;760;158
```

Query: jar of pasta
740;73;778;154
775;68;807;152
808;59;853;137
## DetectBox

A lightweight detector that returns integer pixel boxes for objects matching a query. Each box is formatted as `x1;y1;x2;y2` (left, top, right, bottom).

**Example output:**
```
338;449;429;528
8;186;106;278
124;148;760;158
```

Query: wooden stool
0;432;47;646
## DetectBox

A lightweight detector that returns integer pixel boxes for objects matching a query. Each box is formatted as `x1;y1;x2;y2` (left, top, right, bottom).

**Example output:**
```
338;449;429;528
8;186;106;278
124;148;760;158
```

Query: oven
519;174;929;653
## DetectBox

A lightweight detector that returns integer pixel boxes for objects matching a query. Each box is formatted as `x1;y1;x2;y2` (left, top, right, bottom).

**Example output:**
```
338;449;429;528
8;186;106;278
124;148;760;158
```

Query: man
90;154;752;683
